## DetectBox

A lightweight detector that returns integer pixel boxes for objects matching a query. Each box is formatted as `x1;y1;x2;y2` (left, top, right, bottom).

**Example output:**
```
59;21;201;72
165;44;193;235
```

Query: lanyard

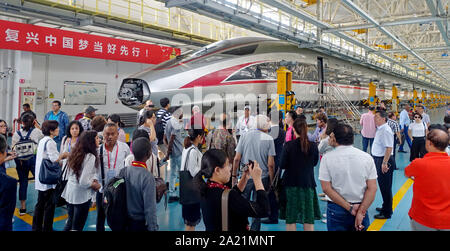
106;144;119;169
68;138;78;153
131;161;147;169
244;117;249;125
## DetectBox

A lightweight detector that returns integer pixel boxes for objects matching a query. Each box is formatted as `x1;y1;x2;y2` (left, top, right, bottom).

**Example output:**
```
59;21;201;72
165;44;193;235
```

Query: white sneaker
322;214;327;218
321;219;327;224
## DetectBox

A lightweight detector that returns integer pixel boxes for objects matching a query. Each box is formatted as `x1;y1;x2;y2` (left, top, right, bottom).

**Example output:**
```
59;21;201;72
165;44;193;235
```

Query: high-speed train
117;36;427;111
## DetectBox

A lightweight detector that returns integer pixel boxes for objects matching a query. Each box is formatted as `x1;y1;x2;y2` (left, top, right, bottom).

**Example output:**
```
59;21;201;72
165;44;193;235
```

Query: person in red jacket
405;127;450;231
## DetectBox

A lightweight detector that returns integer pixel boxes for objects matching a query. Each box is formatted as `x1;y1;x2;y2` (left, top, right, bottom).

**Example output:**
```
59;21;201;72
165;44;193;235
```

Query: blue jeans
242;177;270;231
327;202;370;231
362;137;374;153
399;126;412;151
168;154;182;197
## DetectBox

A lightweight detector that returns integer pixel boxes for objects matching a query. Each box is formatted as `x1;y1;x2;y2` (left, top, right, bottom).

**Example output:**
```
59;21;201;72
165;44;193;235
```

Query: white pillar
0;49;32;131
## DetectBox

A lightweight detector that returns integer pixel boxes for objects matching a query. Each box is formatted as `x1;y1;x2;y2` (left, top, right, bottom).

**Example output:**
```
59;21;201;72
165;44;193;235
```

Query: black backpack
103;167;128;231
155;110;168;145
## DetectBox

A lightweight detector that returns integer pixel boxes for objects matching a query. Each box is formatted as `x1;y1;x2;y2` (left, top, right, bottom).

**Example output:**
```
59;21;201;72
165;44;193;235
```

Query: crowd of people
0;99;449;232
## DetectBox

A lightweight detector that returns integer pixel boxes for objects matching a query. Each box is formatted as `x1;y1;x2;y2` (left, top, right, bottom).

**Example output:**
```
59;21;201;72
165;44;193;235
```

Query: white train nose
117;78;151;110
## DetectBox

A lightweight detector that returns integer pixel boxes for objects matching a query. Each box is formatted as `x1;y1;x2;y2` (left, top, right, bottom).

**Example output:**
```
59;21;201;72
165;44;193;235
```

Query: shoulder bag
221;188;231;231
39;139;62;185
150;154;168;205
179;147;200;205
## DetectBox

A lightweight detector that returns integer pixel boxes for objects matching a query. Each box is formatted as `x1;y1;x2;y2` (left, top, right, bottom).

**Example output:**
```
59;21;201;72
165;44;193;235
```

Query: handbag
39;139;62;185
271;168;284;204
53;162;69;207
179;147;200;205
221;188;231;231
151;155;168;205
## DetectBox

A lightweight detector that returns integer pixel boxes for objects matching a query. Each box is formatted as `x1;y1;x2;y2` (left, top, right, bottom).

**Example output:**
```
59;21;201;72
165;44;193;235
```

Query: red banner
0;19;181;64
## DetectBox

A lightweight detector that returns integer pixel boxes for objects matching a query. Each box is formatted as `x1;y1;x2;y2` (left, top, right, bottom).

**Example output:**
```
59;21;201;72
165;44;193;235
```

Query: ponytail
193;149;227;197
184;129;205;149
293;118;309;155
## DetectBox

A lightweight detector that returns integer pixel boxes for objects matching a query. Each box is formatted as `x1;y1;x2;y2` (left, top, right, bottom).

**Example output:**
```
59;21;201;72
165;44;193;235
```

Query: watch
348;204;354;213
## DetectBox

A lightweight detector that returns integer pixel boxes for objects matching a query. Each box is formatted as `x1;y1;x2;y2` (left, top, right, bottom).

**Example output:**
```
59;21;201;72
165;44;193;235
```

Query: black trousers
410;137;427;162
64;200;91;231
373;156;394;218
14;156;35;201
126;219;147;231
32;189;56;231
96;192;106;231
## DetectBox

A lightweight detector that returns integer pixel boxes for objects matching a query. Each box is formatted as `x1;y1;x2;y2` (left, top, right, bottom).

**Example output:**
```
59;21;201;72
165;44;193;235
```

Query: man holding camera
232;115;276;231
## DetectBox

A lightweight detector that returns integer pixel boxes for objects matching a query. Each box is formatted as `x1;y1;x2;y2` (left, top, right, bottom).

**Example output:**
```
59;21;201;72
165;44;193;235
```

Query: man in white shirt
234;105;255;143
398;103;412;152
416;105;430;128
96;122;131;231
319;123;378;231
372;110;395;220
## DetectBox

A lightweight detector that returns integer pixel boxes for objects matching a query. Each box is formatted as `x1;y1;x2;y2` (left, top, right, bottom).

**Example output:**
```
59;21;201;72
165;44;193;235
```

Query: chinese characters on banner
0;19;181;64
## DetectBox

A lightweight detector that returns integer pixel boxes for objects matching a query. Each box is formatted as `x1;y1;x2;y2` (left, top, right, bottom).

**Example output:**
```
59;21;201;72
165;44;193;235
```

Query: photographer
194;149;269;231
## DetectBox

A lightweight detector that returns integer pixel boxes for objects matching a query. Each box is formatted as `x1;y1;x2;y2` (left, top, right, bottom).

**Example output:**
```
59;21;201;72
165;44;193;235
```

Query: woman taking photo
107;114;126;143
62;130;101;231
408;112;428;161
279;118;321;231
12;114;44;215
194;149;269;231
180;129;205;231
32;120;68;231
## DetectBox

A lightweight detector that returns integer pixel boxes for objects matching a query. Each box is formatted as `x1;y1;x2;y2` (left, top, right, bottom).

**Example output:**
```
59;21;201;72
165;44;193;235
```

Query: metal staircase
319;81;362;131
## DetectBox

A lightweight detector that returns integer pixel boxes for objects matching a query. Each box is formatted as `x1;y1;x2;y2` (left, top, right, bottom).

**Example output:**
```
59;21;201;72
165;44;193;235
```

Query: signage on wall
20;87;37;112
0;19;181;64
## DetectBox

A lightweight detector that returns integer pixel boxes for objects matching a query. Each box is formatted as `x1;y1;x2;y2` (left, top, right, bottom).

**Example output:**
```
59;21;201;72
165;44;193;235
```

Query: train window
225;62;318;82
221;44;258;56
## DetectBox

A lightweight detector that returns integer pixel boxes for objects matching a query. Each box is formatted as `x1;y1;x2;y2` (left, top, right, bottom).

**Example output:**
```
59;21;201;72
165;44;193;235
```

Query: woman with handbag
180;129;204;231
62;130;101;231
194;149;269;231
32;120;69;231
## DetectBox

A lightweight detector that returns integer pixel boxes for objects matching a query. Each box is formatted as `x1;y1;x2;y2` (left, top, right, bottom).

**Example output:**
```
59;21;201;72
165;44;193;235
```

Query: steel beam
425;0;450;47
323;16;448;33
341;0;448;84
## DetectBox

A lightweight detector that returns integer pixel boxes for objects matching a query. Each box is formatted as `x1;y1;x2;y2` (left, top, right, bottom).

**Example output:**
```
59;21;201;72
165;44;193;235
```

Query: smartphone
240;160;254;172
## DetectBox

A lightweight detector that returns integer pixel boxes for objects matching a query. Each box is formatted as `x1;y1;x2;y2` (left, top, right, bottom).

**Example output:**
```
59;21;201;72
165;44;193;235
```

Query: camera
240;160;254;172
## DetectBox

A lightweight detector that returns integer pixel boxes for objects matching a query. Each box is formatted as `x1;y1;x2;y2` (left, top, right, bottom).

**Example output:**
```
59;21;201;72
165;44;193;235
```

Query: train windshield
154;40;231;69
189;40;232;59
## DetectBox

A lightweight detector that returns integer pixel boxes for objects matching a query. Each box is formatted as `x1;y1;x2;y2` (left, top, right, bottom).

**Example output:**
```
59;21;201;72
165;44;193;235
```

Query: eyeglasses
414;116;420;119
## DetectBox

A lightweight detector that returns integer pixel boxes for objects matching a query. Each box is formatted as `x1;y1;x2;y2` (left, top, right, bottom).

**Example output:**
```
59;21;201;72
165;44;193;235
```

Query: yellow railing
25;0;250;43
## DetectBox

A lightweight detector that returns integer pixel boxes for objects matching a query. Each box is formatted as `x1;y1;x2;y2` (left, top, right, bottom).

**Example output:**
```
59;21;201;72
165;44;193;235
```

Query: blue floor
10;107;447;231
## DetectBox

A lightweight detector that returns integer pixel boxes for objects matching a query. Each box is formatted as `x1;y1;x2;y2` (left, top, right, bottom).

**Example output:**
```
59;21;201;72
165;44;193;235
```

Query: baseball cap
84;105;98;114
244;105;251;110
